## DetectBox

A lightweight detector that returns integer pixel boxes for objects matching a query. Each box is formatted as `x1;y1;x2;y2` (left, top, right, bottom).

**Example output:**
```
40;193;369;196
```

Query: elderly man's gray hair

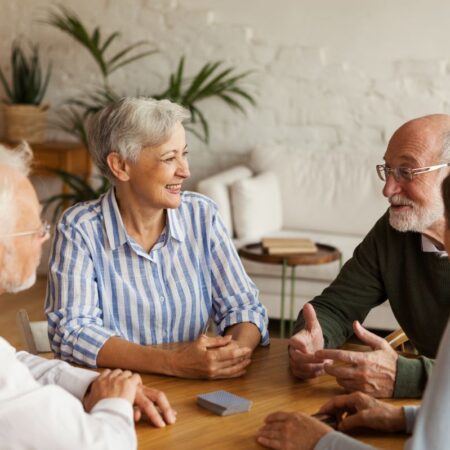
87;97;191;181
0;142;32;239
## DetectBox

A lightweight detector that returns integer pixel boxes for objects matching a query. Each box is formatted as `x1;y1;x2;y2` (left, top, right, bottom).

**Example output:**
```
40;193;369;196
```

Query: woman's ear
107;152;130;182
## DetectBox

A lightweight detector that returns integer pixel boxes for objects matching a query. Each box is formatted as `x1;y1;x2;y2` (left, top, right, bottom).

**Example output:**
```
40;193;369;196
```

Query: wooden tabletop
238;243;341;266
136;339;415;449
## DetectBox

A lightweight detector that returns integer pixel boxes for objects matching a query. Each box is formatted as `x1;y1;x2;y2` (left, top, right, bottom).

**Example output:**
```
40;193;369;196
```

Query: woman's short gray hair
87;97;191;181
0;142;32;240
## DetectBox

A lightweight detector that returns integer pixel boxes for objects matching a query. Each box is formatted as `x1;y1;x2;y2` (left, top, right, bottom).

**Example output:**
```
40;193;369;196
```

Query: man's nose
382;173;402;198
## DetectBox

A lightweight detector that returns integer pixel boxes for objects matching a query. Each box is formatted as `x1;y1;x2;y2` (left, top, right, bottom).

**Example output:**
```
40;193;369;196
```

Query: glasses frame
4;221;51;239
376;163;450;182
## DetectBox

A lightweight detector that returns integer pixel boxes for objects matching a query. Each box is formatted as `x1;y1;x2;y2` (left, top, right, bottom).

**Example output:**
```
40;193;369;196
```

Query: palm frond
44;5;156;78
154;57;256;143
42;169;111;222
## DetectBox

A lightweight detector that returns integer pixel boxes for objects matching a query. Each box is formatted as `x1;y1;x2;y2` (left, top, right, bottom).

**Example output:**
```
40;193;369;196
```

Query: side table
238;243;342;338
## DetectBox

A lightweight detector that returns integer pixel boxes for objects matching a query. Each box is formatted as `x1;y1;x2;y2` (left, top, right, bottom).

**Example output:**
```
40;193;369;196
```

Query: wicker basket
3;104;49;143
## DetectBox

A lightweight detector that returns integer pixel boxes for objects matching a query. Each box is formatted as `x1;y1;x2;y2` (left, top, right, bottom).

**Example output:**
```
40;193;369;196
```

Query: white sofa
197;146;400;331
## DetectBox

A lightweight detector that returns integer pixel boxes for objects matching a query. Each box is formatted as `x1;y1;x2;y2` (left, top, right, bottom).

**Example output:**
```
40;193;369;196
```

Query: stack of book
262;237;318;255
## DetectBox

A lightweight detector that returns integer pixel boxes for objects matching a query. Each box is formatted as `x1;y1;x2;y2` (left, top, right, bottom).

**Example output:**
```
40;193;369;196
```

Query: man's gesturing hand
289;304;326;379
170;334;252;379
316;321;398;398
318;392;405;432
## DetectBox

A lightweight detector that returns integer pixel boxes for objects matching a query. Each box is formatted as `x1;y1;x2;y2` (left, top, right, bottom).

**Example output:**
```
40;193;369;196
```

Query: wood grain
239;243;341;266
137;339;417;449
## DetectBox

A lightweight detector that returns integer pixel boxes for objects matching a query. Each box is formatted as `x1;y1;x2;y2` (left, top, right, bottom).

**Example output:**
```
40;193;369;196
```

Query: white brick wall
2;0;450;189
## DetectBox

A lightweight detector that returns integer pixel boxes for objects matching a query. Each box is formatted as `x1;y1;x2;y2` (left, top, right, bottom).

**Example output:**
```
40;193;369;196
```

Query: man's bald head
389;114;450;164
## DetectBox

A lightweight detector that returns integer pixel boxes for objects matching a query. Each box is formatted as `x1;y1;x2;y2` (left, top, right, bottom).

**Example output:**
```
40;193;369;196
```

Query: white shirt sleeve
16;350;98;400
0;338;136;450
404;320;450;450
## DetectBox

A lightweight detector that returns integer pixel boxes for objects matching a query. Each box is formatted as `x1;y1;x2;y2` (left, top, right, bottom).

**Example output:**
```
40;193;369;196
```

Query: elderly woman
45;97;269;379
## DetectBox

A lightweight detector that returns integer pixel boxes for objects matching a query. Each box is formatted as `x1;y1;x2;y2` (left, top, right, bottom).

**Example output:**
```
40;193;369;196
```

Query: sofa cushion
250;146;388;236
230;171;283;240
197;165;253;235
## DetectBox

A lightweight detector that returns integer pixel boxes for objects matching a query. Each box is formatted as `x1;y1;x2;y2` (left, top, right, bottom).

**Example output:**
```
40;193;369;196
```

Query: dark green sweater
293;211;450;398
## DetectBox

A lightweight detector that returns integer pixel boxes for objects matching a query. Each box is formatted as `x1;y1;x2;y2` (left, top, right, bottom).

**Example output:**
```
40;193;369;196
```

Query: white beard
388;192;444;232
0;244;38;293
5;272;37;293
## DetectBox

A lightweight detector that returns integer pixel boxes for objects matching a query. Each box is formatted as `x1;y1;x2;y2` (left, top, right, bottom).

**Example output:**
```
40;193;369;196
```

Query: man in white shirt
0;142;176;450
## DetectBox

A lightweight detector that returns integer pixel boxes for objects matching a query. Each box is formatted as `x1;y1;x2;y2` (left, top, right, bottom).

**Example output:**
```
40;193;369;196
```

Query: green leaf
0;40;52;104
108;49;157;74
100;31;120;53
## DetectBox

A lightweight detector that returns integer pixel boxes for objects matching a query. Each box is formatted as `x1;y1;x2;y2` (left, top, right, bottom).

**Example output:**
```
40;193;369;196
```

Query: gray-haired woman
45;97;269;378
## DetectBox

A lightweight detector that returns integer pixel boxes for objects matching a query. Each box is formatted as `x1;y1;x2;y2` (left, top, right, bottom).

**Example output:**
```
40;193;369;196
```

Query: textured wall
2;0;450;188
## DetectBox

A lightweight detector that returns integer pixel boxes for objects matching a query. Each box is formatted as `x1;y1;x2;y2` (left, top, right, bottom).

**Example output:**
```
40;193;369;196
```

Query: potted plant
0;40;52;143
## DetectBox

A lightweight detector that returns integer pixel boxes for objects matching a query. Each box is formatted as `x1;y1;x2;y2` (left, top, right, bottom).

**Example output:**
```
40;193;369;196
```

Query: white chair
16;308;51;354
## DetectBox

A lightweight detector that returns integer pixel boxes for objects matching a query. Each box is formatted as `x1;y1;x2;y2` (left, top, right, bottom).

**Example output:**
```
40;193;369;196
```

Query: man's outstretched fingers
353;321;388;350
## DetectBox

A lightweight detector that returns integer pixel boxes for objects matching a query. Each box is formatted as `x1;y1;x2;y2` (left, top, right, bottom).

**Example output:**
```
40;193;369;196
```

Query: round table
238;242;342;337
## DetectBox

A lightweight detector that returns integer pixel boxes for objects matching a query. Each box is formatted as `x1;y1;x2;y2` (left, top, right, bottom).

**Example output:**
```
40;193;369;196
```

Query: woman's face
126;122;190;211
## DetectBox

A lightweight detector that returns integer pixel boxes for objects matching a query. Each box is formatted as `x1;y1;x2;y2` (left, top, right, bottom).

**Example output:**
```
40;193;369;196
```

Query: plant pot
3;103;49;143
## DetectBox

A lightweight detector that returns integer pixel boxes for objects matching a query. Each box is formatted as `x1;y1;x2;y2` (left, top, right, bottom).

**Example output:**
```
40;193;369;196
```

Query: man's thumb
353;320;386;350
303;303;319;332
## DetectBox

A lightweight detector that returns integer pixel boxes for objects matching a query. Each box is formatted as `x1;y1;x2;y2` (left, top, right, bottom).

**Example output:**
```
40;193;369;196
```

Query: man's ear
106;152;130;182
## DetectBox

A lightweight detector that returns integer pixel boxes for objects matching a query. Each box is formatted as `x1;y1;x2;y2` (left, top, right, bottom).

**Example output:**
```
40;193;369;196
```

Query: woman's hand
256;411;332;450
168;334;252;379
318;392;406;432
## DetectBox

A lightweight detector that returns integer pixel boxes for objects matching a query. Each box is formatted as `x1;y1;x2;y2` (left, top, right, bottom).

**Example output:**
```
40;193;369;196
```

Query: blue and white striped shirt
45;189;269;367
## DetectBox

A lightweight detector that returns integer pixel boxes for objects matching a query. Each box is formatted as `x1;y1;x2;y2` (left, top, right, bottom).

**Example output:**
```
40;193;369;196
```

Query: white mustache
388;195;415;207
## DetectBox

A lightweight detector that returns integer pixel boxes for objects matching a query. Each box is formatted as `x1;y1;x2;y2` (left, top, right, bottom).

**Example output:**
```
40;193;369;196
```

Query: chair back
16;309;51;354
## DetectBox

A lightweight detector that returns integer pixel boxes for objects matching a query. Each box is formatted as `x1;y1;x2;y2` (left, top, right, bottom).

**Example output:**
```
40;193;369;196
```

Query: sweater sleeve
394;355;434;398
293;216;387;348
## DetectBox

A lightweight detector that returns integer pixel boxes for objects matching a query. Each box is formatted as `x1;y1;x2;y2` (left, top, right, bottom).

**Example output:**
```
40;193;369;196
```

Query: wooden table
136;339;415;449
239;244;342;337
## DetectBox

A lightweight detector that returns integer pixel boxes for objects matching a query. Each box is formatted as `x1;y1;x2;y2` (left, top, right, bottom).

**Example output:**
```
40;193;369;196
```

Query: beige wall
2;0;450;188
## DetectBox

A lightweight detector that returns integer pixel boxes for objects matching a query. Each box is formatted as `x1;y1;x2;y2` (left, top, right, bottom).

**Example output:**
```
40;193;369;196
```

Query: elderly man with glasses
0;143;175;449
289;114;450;399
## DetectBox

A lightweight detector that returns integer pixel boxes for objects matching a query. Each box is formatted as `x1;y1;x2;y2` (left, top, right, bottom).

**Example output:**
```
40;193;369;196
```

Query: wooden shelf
2;141;91;180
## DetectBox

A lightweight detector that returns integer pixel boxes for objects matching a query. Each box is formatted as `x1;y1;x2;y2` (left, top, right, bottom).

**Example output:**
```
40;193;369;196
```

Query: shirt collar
166;200;185;243
102;188;128;251
102;188;186;250
421;234;448;257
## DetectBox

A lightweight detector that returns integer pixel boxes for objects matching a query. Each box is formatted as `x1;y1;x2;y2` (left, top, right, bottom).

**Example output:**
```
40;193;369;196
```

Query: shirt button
160;296;165;303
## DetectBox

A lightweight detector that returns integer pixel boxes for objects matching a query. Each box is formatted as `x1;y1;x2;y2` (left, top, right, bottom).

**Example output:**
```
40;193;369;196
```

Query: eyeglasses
376;163;450;182
5;221;51;239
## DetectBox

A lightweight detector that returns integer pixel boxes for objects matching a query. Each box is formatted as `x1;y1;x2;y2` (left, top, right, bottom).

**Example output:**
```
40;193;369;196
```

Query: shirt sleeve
394;355;434;398
2;384;136;450
314;431;376;450
16;350;98;400
208;207;269;345
45;220;117;367
293;217;386;348
403;405;419;434
404;321;450;450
